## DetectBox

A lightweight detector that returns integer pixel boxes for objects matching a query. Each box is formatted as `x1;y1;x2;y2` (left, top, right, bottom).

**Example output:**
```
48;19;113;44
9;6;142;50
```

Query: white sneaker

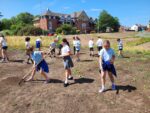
99;88;105;93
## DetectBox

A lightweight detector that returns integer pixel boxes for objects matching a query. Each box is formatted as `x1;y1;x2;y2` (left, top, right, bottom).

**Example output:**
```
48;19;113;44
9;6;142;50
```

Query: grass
6;36;55;50
127;38;150;46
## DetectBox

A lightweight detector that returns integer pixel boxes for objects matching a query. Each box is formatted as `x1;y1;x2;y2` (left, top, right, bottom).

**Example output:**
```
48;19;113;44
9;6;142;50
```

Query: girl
72;37;76;55
0;34;9;62
74;36;81;61
99;40;117;93
60;38;74;87
36;37;42;51
27;47;50;83
25;37;33;64
117;38;124;57
88;38;94;56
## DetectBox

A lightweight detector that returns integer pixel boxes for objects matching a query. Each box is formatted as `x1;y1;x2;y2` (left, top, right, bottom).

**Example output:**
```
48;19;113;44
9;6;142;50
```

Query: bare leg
101;71;106;89
65;69;69;84
108;71;115;84
26;67;36;81
40;70;50;81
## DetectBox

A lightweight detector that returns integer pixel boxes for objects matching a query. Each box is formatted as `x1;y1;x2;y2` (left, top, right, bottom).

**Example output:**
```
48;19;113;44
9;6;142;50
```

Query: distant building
130;24;147;32
33;9;95;33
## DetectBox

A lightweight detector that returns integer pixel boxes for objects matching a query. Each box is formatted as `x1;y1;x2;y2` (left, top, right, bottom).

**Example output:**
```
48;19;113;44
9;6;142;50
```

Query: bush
17;25;48;36
56;24;78;35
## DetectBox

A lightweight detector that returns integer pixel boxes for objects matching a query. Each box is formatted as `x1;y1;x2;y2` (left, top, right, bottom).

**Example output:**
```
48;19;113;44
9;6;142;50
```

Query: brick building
33;9;95;33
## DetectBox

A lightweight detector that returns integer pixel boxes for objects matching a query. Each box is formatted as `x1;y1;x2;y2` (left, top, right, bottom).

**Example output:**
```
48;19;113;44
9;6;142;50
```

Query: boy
96;37;103;52
49;40;57;57
36;37;42;51
99;40;117;93
25;37;33;64
117;38;123;57
88;38;94;56
60;38;74;87
26;47;50;83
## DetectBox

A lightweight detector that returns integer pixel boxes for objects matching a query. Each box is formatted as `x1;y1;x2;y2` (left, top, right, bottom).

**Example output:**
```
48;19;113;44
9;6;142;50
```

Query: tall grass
6;36;55;50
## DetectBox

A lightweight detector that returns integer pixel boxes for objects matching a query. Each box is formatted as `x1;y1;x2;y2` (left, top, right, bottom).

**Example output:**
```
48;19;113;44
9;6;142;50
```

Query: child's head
98;36;101;39
103;40;110;50
117;38;120;42
25;37;30;42
73;37;75;40
29;46;34;53
0;33;4;38
62;38;68;46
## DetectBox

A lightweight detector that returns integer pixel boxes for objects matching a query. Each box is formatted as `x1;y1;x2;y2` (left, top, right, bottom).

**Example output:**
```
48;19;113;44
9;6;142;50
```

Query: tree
97;10;120;32
1;18;12;30
16;12;34;25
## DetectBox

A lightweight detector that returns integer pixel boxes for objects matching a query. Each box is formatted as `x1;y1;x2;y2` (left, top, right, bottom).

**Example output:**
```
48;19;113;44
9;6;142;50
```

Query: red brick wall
75;20;90;33
40;18;48;30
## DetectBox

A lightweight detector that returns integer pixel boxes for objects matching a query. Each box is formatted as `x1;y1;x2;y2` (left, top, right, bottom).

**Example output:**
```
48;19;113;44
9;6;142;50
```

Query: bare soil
0;46;150;113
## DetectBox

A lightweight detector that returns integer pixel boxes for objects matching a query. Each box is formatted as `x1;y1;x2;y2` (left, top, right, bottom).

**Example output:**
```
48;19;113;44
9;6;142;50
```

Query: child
117;38;123;57
49;40;57;57
26;47;50;83
60;38;74;87
36;37;42;51
0;34;9;62
72;37;76;55
96;37;103;52
25;37;33;64
74;36;81;61
99;40;117;93
88;38;94;56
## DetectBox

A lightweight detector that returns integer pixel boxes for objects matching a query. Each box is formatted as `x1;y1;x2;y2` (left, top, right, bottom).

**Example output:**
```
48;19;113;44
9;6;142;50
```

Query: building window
81;23;86;29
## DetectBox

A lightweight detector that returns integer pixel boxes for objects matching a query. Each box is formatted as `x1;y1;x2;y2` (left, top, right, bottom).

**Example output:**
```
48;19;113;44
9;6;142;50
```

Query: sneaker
64;83;69;87
99;88;105;93
44;79;51;84
68;76;73;80
0;59;5;63
112;84;116;90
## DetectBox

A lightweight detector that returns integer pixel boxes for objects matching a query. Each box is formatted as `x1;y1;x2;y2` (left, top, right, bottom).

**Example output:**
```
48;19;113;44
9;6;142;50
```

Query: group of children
0;33;124;92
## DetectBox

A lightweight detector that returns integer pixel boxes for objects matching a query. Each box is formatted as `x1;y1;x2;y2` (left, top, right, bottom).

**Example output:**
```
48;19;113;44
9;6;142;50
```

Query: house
33;9;95;33
130;24;147;32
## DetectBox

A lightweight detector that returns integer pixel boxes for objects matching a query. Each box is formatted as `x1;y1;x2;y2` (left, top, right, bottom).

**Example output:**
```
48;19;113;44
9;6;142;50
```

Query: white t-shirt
89;40;94;48
25;42;30;49
96;39;103;47
0;37;7;47
61;45;70;55
73;40;76;46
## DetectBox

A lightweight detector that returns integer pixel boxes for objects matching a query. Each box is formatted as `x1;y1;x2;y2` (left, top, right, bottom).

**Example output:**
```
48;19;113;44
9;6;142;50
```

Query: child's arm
99;56;103;71
110;55;115;64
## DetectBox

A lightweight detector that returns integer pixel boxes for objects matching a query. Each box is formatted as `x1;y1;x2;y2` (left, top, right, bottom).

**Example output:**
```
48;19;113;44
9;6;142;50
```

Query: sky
0;0;150;26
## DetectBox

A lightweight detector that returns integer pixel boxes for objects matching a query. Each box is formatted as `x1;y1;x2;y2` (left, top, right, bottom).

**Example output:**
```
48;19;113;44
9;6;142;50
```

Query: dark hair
62;38;70;46
25;37;30;42
0;33;4;38
76;36;80;40
117;38;120;41
98;36;101;38
73;37;75;40
104;40;110;45
29;46;34;52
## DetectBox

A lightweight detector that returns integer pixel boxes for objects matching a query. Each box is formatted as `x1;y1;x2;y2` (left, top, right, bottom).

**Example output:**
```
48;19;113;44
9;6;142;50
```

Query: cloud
81;0;86;3
90;8;102;12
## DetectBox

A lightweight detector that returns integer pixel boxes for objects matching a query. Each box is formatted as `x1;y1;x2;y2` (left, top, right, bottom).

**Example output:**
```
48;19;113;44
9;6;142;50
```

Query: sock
101;85;105;89
65;79;68;84
68;75;72;79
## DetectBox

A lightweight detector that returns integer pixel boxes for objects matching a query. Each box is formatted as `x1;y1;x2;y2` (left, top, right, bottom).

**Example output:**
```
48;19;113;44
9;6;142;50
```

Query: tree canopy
97;10;120;32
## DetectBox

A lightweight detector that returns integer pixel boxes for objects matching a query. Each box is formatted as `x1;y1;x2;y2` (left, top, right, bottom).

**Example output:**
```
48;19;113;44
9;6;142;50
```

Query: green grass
127;38;150;46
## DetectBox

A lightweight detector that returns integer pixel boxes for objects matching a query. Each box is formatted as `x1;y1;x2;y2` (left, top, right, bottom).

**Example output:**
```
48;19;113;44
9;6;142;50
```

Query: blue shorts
36;60;49;73
36;42;41;48
63;56;74;69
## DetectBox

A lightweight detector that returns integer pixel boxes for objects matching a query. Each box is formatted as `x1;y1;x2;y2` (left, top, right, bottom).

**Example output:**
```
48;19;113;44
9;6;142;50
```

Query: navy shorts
36;60;49;73
2;46;8;50
63;56;74;69
89;47;94;51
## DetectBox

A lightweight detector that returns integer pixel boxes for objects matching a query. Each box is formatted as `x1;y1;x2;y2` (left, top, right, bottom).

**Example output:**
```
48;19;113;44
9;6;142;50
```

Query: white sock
68;75;72;78
65;79;68;84
101;85;105;89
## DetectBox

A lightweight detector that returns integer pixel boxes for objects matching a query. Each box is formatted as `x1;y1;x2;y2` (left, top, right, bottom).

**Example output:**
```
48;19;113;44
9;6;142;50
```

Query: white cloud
90;8;102;12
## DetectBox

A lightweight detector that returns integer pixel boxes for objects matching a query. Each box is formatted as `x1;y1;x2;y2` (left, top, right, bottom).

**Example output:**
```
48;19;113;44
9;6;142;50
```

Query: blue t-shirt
99;48;115;62
31;51;43;64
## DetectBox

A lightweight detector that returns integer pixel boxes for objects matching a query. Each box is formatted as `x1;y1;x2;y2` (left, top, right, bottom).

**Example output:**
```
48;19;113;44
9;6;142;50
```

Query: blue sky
0;0;150;26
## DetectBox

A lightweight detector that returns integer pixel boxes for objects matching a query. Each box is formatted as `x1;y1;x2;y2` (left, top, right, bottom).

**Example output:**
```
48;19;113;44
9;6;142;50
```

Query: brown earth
0;45;150;113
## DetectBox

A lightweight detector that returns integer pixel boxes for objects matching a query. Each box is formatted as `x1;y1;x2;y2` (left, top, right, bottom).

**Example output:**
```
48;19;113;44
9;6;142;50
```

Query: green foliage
97;10;120;32
56;24;78;35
